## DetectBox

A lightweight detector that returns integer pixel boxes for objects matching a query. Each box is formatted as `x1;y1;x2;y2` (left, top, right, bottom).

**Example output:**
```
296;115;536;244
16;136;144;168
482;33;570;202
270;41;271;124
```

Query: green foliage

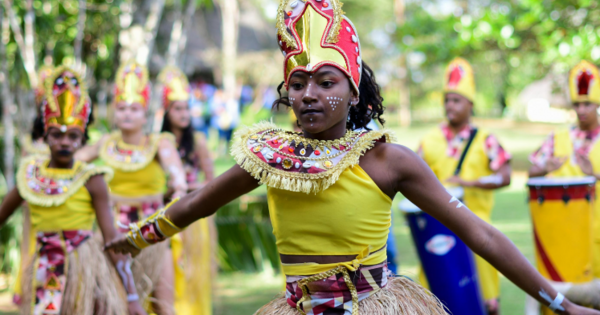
215;198;281;273
397;0;600;115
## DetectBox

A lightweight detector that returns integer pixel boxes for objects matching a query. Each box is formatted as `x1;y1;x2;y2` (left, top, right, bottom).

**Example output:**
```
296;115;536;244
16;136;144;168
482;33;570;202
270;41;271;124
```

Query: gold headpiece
158;65;190;110
115;61;150;108
444;57;476;103
277;0;363;93
42;66;91;132
569;60;600;104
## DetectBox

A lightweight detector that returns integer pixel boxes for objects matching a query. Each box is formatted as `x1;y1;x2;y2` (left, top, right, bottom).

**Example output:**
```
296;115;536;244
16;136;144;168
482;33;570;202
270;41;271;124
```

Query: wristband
127;294;139;302
126;198;183;249
539;290;565;312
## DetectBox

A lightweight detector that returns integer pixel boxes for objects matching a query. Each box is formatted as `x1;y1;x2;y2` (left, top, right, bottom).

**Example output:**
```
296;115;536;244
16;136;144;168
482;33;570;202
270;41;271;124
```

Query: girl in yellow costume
417;57;512;315
76;61;188;315
0;67;146;315
12;65;53;306
158;65;216;315
107;1;599;314
529;60;600;307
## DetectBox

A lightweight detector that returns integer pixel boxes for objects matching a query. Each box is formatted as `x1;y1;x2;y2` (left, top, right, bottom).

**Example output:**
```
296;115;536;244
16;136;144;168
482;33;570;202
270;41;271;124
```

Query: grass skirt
255;276;449;315
132;241;169;309
21;237;127;315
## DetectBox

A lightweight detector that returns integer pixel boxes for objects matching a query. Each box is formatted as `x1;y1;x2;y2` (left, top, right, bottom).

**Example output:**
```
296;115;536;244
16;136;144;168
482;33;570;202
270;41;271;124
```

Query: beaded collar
231;121;396;194
100;131;175;172
16;156;113;207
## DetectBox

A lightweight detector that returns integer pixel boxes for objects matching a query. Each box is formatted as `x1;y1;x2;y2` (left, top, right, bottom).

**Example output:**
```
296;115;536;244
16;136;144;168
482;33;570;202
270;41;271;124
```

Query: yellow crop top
16;156;113;231
232;122;396;275
100;131;170;197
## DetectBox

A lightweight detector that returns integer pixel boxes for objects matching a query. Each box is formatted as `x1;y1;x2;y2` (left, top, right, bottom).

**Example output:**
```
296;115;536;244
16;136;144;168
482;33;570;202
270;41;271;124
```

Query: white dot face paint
449;196;465;209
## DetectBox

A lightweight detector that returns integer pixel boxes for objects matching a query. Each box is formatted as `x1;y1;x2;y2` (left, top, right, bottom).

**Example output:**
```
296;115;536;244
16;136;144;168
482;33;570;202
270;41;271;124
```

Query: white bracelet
127;294;139;302
539;290;565;312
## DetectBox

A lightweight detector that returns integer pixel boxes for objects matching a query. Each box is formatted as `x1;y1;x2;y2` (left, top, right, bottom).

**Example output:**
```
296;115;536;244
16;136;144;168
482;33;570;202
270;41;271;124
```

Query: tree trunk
176;0;198;69
74;0;87;68
0;6;15;189
394;0;411;127
2;0;37;87
220;0;239;101
142;0;165;65
166;0;183;65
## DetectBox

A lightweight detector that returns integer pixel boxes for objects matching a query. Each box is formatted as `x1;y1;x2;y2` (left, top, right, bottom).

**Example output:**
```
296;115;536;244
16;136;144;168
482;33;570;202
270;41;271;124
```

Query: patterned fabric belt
285;263;389;315
112;195;163;233
33;230;93;315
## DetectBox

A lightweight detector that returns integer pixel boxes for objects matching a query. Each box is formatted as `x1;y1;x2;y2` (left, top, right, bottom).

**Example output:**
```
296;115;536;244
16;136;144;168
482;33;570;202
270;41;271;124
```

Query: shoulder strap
454;128;478;176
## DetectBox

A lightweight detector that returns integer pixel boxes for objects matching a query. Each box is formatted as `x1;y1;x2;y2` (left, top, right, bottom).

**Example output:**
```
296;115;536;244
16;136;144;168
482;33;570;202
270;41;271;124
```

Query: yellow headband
569;60;600;104
444;57;476;103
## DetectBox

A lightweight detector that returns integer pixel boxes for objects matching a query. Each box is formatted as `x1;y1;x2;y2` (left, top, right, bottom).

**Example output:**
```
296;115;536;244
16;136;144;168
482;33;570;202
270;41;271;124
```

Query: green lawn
0;119;567;315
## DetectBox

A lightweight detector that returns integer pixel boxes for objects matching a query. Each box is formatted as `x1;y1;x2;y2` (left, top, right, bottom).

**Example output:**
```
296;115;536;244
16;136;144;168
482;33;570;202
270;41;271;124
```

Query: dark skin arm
361;142;596;315
85;175;147;315
0;188;24;228
529;156;568;177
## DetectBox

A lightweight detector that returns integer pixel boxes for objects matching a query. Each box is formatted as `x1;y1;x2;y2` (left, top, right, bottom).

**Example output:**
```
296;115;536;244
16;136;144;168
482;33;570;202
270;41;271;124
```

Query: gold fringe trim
21;238;127;315
231;121;397;194
255;276;449;315
100;132;174;172
325;0;345;44
16;156;114;207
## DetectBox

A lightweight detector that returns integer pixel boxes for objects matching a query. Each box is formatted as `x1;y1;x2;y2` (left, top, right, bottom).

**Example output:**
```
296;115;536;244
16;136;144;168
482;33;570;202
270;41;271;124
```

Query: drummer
417;57;511;315
528;60;600;304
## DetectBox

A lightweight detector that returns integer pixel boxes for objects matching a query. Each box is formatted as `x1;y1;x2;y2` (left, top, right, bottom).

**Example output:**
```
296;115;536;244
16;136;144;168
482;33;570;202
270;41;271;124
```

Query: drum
527;177;595;315
400;187;486;315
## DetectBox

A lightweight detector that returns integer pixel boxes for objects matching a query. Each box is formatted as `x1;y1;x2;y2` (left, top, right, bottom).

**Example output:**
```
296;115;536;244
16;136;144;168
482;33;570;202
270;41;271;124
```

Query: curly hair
272;61;385;130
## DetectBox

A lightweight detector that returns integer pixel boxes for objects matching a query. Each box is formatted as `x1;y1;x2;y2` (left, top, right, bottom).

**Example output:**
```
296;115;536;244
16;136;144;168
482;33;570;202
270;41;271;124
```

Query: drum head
527;176;596;187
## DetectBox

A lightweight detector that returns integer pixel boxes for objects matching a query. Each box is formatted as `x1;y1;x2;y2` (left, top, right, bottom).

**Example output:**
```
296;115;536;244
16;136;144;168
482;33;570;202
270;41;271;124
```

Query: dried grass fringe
131;241;169;307
231;121;398;194
21;238;127;315
254;276;449;315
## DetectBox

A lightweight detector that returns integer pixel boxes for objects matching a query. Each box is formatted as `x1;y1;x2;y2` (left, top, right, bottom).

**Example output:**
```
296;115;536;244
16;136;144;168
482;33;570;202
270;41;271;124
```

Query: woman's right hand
105;236;141;257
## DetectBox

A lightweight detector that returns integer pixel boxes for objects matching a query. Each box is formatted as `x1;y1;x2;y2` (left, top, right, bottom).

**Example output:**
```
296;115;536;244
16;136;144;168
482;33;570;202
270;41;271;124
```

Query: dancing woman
0;67;145;315
158;65;216;315
108;1;599;314
75;61;187;315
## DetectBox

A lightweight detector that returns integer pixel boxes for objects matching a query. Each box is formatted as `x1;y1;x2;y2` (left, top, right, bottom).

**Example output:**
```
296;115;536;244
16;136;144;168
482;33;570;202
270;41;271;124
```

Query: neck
120;128;145;145
48;158;74;169
448;119;470;135
171;127;183;144
302;119;348;141
579;117;600;132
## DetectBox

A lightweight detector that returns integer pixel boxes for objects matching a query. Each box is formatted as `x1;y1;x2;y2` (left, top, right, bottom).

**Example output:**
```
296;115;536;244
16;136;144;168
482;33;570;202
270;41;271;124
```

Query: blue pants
386;216;398;274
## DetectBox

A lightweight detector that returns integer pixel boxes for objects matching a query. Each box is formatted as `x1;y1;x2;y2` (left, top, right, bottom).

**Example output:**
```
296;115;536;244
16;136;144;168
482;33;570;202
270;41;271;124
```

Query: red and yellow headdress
277;0;362;94
35;65;55;108
158;65;190;110
42;66;91;132
569;60;600;104
114;61;150;108
444;57;476;103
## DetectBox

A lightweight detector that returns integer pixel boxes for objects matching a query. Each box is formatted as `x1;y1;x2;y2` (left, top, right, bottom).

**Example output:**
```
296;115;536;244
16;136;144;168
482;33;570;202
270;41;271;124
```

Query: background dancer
0;66;144;315
75;61;187;315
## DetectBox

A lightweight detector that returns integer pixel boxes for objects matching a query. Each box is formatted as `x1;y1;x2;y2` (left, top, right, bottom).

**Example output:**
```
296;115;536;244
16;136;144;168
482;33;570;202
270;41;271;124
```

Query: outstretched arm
106;165;260;256
86;175;147;315
74;135;106;162
0;188;24;228
390;145;598;315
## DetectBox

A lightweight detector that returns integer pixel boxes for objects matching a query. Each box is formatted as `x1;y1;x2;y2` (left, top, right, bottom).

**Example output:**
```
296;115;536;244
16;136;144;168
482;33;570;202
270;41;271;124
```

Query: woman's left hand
105;236;141;257
564;303;600;315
